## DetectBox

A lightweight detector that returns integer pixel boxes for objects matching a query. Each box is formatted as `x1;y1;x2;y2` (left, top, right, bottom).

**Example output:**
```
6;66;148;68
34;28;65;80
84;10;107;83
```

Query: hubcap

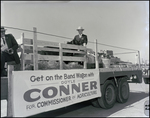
105;85;114;104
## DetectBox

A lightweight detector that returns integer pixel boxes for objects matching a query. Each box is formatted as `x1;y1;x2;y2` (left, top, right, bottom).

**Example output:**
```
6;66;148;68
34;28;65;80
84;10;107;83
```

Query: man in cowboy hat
66;26;88;65
68;26;88;46
1;26;20;77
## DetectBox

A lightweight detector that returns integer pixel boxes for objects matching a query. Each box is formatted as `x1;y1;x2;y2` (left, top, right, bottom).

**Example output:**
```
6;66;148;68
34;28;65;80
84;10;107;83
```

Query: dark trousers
1;51;16;73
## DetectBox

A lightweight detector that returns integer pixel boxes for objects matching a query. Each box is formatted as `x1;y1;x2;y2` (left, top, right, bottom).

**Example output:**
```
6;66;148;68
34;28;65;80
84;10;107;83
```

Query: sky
1;1;149;64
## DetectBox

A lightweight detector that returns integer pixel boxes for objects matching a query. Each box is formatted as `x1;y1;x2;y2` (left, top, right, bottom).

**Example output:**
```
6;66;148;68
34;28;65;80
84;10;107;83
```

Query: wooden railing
19;28;89;70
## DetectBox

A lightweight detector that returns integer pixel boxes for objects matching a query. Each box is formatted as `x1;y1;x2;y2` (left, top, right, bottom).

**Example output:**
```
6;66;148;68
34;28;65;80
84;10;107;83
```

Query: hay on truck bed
24;49;99;70
25;60;83;70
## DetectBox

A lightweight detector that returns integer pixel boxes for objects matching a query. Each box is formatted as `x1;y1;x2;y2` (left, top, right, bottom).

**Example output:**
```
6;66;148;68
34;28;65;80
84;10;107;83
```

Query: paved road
1;79;149;117
31;80;149;117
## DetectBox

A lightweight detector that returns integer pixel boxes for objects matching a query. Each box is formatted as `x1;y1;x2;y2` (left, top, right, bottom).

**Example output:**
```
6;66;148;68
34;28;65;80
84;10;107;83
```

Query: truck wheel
91;98;101;108
98;80;117;109
117;77;129;103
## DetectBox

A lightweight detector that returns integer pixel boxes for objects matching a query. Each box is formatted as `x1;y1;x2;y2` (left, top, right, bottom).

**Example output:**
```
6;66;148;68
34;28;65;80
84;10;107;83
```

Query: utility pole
138;51;141;68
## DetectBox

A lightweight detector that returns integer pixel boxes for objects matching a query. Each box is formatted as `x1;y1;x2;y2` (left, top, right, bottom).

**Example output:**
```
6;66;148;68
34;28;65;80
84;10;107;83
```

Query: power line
94;41;138;51
4;26;72;40
36;31;72;40
4;26;139;52
113;52;137;55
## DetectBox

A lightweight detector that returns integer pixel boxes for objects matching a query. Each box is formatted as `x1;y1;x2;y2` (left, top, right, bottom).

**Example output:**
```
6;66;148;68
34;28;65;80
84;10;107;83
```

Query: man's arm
10;34;19;51
83;35;88;46
67;36;76;45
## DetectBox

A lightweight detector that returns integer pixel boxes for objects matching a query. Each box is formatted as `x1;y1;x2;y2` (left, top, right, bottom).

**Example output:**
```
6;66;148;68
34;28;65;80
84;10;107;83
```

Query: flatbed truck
1;28;142;117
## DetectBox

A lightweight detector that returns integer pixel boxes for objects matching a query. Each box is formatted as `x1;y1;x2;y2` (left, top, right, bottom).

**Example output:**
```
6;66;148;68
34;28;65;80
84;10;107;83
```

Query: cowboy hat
76;26;84;31
1;26;7;32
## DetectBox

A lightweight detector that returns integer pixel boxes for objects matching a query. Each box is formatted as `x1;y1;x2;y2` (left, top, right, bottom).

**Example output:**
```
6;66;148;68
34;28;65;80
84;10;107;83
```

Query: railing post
33;27;38;70
59;43;63;70
7;65;14;117
84;48;87;69
95;39;99;69
21;33;25;70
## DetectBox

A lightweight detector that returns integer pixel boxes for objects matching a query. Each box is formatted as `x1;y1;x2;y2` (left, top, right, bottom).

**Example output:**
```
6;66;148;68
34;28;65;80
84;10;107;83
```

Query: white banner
12;69;101;117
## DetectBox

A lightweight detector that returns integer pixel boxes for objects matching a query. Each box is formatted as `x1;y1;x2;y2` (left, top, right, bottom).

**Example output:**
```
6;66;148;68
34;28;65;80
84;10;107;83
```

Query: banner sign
12;69;101;117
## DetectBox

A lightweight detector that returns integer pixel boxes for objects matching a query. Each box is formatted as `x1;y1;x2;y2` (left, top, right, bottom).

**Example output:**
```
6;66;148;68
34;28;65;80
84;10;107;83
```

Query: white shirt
1;37;6;47
79;34;82;38
1;37;8;51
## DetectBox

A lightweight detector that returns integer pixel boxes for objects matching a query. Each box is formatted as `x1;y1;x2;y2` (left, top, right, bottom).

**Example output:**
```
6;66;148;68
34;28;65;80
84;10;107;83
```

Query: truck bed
99;67;142;85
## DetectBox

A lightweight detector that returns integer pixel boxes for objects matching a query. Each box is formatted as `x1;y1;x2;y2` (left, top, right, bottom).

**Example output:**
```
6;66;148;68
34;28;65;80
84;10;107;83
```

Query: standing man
68;26;88;46
66;26;88;65
1;26;20;77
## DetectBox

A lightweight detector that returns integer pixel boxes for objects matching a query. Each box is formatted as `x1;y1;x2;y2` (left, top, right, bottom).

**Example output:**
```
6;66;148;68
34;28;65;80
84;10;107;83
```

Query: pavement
109;96;149;117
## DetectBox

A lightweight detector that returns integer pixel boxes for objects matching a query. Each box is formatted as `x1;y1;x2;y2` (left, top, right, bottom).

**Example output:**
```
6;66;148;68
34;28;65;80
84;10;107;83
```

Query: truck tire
97;80;117;109
91;98;101;108
117;77;129;103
